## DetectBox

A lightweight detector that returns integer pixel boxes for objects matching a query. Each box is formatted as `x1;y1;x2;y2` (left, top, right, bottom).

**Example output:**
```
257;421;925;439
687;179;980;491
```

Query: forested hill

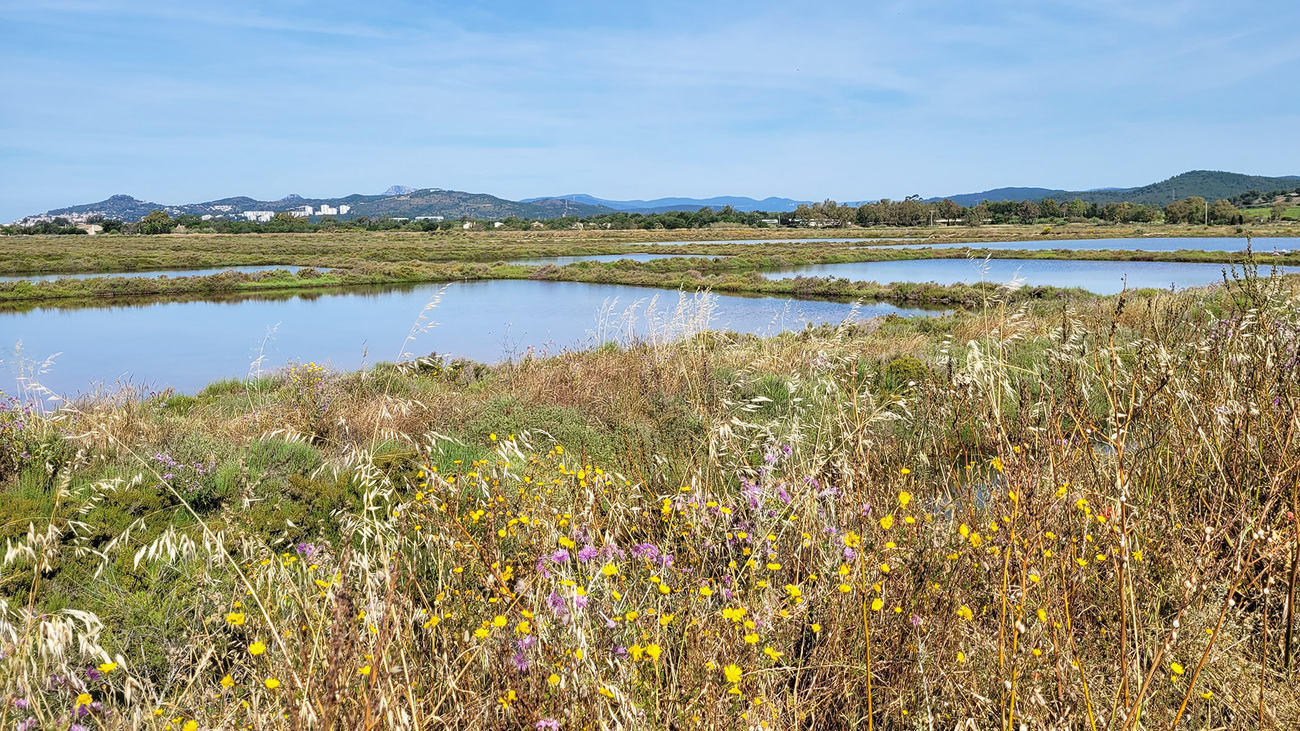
935;171;1300;206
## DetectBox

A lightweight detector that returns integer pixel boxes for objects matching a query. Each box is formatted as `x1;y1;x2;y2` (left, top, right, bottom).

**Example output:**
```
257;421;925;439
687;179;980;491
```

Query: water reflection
762;258;1262;295
4;280;941;397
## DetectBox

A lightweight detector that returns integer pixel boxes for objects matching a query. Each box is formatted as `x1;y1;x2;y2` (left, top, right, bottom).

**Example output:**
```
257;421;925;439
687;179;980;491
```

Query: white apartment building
243;211;274;223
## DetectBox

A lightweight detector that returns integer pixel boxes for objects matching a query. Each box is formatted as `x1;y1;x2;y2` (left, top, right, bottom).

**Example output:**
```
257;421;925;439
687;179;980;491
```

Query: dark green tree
1015;200;1040;224
137;209;176;235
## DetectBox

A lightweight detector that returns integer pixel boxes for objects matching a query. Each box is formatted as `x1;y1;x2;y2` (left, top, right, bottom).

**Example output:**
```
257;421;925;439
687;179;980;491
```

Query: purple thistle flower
547;591;571;622
576;545;598;563
630;543;658;560
549;549;570;563
536;719;561;730
512;652;530;672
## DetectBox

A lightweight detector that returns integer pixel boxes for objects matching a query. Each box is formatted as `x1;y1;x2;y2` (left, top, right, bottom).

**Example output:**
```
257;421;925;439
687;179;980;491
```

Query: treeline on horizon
6;187;1299;237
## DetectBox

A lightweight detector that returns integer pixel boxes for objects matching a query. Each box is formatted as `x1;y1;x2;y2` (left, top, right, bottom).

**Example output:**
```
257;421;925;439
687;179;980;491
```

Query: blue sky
2;0;1298;221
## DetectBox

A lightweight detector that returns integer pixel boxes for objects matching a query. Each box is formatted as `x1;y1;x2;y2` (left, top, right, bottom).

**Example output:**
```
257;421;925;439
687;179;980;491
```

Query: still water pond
0;265;308;283
3;280;935;397
763;258;1273;294
892;237;1300;252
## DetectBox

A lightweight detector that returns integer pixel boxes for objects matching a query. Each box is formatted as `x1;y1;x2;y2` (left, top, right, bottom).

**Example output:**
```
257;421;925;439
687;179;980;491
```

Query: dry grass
2;274;1300;730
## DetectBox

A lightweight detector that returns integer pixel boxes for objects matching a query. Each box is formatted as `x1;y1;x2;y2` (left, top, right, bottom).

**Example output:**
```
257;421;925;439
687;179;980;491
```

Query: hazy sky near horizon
2;0;1298;221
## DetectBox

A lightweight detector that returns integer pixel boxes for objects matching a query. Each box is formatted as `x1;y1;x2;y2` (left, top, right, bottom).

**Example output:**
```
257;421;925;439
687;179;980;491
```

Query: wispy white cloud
2;0;1298;221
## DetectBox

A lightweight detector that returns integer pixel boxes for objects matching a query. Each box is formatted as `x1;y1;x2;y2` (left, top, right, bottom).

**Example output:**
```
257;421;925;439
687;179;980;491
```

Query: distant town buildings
14;212;102;227
243;211;274;222
289;204;350;217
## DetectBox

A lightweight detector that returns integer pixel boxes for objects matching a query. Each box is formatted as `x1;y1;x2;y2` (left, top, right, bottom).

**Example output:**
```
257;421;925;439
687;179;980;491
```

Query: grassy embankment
3;228;1297;310
1240;206;1300;221
3;269;1299;729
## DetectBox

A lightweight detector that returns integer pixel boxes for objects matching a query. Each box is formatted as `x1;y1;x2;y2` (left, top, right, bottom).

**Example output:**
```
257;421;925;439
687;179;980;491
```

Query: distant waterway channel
763;258;1271;295
0;265;309;283
3;280;940;397
507;253;724;266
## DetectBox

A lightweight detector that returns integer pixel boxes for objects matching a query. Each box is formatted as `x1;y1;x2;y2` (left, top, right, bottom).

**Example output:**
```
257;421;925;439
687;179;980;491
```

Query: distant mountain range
520;194;805;214
14;171;1300;225
18;188;611;225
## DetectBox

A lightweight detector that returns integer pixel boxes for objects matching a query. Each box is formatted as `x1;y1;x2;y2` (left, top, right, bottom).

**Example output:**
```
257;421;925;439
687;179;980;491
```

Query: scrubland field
3;258;1300;729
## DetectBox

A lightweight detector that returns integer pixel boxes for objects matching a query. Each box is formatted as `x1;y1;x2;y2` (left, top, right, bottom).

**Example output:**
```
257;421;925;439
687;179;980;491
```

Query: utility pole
1204;199;1208;226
